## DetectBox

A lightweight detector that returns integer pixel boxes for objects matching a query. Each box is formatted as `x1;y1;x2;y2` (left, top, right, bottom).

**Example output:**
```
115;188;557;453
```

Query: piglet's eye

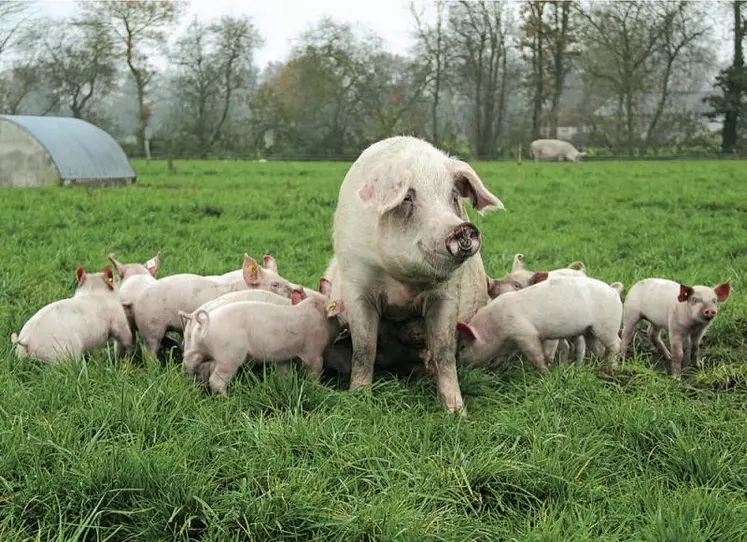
403;189;415;203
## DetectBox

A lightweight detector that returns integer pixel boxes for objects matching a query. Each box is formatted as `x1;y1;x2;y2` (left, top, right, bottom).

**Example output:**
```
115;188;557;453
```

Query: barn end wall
0;120;59;188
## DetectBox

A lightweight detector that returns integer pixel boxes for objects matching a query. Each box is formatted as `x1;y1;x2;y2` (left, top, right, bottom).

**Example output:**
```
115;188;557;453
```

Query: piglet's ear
456;321;478;342
262;255;278;272
102;266;115;290
107;254;126;279
326;299;344;318
76;266;86;286
486;276;496;298
529;272;549;285
242;255;263;286
714;281;731;302
145;253;160;277
318;277;332;296
511;253;525;273
678;284;694;303
449;160;504;215
290;288;306;305
567;261;586;273
357;171;412;214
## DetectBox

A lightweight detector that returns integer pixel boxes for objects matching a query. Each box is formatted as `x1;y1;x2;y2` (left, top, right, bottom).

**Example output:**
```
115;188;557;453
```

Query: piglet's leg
557;339;571;363
209;357;242;397
690;327;708;369
301;355;324;381
573;336;586;364
669;332;685;375
111;318;134;361
543;340;560;363
648;325;671;360
514;335;548;372
619;313;640;362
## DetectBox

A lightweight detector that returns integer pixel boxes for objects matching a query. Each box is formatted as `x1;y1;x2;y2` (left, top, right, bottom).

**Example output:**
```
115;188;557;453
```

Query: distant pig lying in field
457;275;622;370
183;283;345;396
107;253;160;330
330;135;504;413
11;266;132;364
530;139;587;162
133;254;294;356
620;278;732;374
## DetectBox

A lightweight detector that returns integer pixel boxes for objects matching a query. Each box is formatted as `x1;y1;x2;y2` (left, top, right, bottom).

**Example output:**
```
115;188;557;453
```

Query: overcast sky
36;0;418;68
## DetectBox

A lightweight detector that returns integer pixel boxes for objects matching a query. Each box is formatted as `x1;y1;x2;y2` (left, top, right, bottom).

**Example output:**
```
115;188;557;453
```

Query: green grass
1;158;746;540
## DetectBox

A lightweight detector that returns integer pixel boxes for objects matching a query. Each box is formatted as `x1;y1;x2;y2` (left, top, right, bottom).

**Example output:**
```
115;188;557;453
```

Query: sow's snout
446;222;481;260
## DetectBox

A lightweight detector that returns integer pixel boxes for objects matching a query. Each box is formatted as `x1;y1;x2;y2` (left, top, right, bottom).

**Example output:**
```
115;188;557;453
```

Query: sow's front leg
424;293;465;414
346;294;381;391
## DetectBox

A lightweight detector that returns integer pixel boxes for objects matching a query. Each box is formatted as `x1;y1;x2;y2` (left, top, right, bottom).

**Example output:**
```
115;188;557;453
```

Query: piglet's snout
446;222;481;259
703;308;717;320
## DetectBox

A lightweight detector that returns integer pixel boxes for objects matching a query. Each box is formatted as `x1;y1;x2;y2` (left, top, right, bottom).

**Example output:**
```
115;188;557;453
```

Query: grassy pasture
1;159;746;540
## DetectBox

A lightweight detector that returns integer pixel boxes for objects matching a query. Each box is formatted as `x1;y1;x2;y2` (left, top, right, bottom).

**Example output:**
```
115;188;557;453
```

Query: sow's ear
357;171;412;214
449;160;504;215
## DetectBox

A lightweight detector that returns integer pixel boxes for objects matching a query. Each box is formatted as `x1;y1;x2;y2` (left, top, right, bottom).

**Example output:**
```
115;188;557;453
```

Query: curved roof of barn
0;115;135;181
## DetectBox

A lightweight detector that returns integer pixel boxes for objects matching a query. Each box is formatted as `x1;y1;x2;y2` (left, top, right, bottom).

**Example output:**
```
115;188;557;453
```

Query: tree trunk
721;0;744;153
548;1;570;139
432;65;440;145
530;2;545;141
625;84;635;156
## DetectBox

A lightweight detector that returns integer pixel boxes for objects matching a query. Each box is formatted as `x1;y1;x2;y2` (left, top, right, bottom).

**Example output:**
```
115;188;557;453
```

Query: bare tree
449;0;512;158
35;19;117;119
361;52;429;141
545;1;578;138
520;0;547;141
579;1;667;154
705;1;746;153
411;0;450;144
209;16;262;151
79;0;180;161
641;1;709;152
0;63;40;114
0;0;27;60
170;15;262;157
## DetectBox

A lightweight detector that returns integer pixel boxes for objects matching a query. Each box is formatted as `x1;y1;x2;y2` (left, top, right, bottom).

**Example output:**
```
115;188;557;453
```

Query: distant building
0;115;136;188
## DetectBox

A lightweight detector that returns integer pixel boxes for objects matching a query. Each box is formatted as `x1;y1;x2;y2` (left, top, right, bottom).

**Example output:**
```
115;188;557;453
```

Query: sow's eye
401;189;415;216
451;189;461;210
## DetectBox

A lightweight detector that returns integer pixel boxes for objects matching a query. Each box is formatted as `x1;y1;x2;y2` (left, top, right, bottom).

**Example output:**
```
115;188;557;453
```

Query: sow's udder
445;222;481;260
